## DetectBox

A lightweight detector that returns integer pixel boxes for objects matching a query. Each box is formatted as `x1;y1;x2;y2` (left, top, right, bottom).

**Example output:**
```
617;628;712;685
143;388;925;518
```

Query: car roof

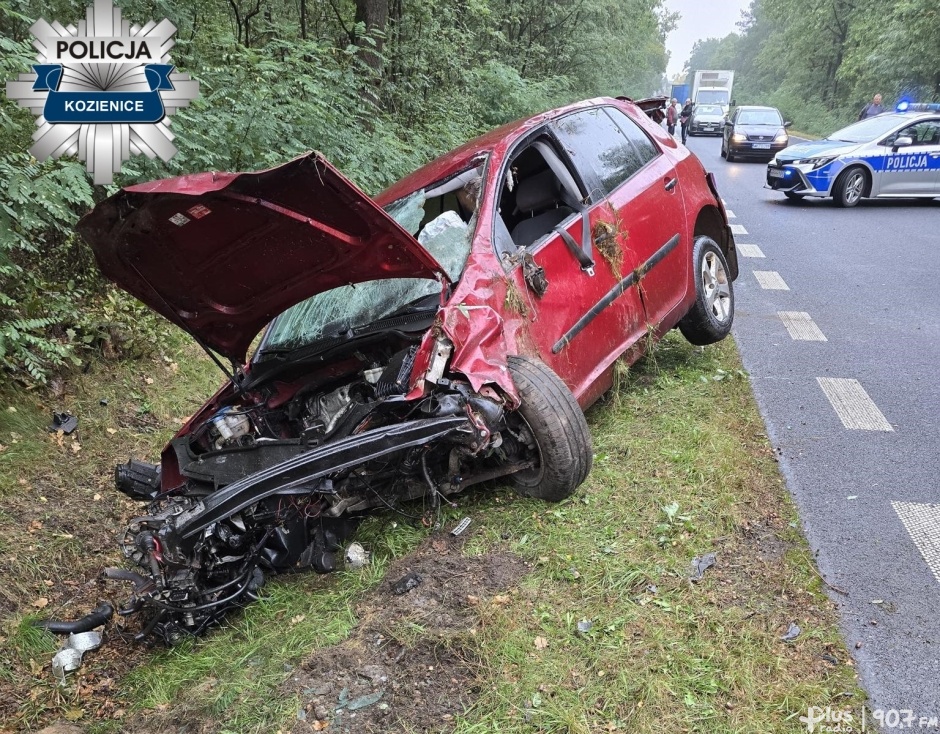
734;105;780;111
375;97;627;205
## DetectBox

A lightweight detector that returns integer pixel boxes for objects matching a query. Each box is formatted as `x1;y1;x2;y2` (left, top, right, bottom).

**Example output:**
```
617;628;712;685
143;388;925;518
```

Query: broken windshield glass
258;182;476;355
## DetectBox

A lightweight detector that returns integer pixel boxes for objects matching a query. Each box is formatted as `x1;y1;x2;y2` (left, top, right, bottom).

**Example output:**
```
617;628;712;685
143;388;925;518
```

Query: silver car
689;104;725;136
766;104;940;206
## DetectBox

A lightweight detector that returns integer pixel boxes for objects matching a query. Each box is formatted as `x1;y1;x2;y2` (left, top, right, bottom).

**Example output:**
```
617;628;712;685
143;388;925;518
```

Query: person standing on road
666;98;678;137
858;94;885;120
680;99;693;144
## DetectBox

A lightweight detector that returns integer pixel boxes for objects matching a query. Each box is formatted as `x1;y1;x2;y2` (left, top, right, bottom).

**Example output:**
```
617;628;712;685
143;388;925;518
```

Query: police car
766;102;940;206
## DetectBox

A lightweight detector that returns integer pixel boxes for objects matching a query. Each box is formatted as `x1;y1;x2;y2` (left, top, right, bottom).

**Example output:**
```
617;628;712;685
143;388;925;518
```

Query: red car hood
77;152;447;361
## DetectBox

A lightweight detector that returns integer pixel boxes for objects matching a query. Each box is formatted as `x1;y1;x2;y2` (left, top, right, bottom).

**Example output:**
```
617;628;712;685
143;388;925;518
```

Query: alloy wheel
702;251;731;323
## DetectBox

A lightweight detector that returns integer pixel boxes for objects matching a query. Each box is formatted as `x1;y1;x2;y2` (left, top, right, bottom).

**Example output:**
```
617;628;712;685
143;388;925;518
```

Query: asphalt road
685;133;940;726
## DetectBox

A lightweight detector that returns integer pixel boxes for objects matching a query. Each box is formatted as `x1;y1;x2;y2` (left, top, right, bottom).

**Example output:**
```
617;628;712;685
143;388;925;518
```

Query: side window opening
497;139;583;252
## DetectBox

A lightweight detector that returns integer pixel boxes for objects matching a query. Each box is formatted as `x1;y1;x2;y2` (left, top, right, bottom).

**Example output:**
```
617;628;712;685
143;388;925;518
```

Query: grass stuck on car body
0;333;863;732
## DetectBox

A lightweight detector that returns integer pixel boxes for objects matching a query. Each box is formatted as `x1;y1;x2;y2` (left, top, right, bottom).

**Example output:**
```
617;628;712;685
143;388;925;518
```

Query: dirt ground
111;536;528;734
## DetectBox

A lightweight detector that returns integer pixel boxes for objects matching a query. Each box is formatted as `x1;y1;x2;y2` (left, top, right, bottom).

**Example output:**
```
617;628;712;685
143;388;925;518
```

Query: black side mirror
730;99;736;107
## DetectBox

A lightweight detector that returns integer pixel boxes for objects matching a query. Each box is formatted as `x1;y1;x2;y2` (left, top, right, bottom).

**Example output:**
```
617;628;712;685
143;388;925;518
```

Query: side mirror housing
730;99;736;107
784;121;792;128
893;136;914;150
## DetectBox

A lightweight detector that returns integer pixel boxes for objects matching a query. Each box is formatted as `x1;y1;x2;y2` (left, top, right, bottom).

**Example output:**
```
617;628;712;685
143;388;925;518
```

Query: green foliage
0;0;676;387
682;0;940;136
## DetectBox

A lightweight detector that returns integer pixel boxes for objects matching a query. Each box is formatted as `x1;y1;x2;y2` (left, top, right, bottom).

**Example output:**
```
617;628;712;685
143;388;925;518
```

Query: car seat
510;170;575;248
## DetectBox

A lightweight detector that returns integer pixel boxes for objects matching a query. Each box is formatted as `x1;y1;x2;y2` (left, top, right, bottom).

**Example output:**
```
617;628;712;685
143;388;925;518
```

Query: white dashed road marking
753;271;789;290
737;244;765;258
730;224;748;235
725;209;736;218
817;378;894;431
893;502;940;584
778;311;827;341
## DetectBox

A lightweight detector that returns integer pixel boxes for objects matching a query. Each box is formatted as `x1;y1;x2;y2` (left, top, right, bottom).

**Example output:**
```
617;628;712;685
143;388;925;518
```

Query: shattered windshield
258;171;481;355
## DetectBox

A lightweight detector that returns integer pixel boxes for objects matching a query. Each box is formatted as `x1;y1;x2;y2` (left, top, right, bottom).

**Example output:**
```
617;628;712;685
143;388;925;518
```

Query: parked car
721;105;790;162
73;96;738;644
689;104;725;136
766;102;940;206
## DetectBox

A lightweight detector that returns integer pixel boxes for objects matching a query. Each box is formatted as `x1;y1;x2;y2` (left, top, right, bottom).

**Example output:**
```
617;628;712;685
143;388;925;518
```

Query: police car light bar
896;101;940;112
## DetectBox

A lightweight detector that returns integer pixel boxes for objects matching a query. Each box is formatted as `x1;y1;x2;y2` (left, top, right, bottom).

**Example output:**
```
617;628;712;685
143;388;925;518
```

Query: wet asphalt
684;133;940;724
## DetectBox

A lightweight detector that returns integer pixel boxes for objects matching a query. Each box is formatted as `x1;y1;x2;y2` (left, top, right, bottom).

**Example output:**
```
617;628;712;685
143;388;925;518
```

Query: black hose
34;602;114;634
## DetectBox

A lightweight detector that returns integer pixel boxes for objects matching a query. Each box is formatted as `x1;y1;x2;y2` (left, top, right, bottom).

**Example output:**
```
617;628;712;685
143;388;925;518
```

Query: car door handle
664;177;678;192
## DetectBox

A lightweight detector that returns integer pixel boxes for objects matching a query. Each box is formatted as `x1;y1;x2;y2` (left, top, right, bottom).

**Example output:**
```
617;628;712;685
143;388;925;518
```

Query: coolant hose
34;602;114;634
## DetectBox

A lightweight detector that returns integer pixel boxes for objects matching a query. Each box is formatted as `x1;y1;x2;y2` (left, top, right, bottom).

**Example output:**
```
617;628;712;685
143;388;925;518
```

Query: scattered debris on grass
689;552;717;582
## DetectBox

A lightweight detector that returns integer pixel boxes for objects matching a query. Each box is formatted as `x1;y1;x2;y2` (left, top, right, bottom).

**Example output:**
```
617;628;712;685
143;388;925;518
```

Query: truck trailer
691;70;735;115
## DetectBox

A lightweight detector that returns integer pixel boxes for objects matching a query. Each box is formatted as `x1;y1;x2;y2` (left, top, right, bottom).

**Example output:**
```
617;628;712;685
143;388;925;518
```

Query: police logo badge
4;0;199;184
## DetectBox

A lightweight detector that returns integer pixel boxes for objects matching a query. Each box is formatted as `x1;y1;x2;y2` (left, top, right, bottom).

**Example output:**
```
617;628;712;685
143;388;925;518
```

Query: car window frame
550;104;663;199
489;125;592;262
885;117;940;147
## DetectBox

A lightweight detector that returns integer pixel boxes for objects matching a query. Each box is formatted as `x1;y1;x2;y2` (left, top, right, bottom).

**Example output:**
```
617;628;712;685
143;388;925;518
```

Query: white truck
691;70;735;116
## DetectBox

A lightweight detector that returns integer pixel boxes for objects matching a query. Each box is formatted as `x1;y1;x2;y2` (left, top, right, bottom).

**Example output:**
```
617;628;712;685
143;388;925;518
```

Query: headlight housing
774;132;789;144
731;132;747;143
795;156;836;169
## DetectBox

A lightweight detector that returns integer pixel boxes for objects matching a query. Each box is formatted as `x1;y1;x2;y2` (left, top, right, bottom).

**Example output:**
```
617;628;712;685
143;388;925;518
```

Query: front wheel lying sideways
678;235;735;345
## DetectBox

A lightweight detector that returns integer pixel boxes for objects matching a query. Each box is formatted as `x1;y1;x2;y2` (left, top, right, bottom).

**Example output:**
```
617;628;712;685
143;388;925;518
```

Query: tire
506;356;592;502
784;191;805;201
678;236;735;346
833;166;867;208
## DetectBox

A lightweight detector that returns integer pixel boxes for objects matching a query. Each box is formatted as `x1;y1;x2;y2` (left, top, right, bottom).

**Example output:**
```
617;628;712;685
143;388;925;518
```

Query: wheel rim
844;171;865;204
701;251;731;324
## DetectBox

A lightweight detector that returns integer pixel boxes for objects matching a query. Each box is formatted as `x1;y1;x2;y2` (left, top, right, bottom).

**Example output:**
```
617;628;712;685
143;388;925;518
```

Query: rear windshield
257;168;483;355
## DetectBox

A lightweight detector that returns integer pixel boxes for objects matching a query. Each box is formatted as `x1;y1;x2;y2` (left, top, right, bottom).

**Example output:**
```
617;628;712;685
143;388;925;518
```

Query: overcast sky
663;0;752;79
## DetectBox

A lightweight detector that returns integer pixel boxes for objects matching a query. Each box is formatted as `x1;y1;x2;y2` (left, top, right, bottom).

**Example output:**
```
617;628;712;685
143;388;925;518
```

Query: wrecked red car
74;96;737;644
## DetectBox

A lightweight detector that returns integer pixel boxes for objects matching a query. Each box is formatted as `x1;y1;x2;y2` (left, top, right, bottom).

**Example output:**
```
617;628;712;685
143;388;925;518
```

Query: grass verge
0;333;864;732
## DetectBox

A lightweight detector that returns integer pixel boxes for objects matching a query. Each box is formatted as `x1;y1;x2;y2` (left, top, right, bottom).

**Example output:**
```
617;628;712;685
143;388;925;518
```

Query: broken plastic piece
48;412;78;434
391;571;422;595
344;542;370;569
780;622;801;642
689;552;716;582
450;517;472;536
576;619;593;634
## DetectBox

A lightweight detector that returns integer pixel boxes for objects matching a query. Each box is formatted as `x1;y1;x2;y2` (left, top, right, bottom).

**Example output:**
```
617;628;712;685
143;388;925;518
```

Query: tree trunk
354;0;388;75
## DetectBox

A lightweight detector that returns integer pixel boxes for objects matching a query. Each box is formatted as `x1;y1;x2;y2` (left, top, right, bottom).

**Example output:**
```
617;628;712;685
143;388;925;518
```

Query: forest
686;0;940;135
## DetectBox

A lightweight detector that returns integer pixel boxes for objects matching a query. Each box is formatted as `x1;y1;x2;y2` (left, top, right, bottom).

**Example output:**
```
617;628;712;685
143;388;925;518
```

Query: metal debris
689;552;717;582
450;517;472;536
51;630;103;685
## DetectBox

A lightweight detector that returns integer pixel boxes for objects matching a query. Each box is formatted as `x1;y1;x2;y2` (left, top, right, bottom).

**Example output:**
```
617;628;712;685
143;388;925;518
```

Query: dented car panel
64;96;736;645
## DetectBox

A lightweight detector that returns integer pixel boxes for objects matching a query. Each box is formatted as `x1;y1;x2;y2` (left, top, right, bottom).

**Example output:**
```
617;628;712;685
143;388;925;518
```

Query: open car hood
77;152;448;362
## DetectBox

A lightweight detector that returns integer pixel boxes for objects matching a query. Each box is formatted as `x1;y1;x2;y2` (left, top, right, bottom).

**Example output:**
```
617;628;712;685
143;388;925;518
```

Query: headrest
514;170;561;214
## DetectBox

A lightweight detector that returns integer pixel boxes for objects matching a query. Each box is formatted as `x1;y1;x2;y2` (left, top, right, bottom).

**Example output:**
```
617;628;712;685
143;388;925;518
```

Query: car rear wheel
506;356;592;502
678;236;734;346
833;166;867;208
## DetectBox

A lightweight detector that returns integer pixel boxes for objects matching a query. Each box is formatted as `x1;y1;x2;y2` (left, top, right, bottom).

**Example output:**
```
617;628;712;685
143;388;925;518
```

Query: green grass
0;333;864;732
